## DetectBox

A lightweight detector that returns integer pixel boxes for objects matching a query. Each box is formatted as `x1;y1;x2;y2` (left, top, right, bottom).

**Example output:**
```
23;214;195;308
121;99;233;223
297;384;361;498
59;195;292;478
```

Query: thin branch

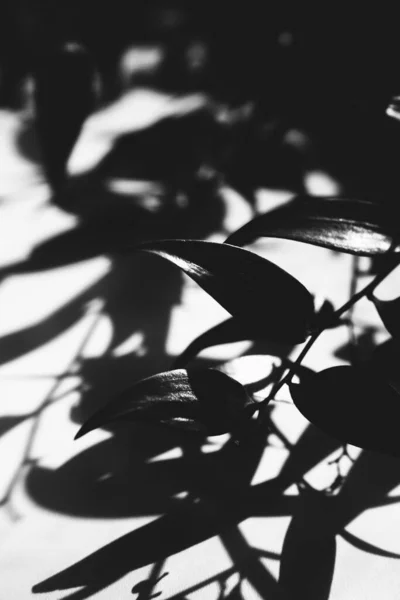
257;244;400;424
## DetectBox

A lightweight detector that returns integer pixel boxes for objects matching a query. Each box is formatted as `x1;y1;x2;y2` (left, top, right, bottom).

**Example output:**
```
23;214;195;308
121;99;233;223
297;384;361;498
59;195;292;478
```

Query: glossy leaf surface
75;368;255;438
290;366;400;456
226;196;400;255
138;240;314;343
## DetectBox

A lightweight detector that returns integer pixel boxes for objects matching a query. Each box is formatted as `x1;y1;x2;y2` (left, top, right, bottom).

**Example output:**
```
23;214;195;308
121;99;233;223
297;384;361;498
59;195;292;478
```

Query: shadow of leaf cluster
26;408;400;600
3;3;400;208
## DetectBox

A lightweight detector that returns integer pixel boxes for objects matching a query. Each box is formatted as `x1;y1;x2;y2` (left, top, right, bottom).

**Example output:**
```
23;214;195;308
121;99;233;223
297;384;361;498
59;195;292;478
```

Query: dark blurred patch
3;3;400;210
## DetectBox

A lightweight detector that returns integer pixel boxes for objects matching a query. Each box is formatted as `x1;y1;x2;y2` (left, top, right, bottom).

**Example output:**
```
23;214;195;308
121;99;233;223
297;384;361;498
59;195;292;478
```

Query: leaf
138;240;314;343
173;298;343;368
370;293;400;339
75;368;256;439
225;196;400;255
173;317;294;368
290;366;400;455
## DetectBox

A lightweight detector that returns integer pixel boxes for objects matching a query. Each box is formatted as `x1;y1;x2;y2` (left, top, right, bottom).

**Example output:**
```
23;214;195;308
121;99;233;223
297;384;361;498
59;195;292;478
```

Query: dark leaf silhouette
313;299;343;330
371;338;400;394
173;317;290;368
76;368;255;439
138;240;314;343
290;366;400;455
225;196;400;255
279;488;336;600
370;293;400;339
0;415;30;439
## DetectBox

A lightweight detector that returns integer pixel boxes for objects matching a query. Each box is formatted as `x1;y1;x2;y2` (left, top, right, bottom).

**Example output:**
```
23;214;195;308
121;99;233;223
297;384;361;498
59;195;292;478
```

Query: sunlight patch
112;332;146;357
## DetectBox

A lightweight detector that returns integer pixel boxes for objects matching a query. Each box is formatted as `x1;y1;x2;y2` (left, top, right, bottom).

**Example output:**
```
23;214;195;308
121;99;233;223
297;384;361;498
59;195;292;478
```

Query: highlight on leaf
75;368;256;439
289;366;400;456
225;196;400;256
137;239;315;343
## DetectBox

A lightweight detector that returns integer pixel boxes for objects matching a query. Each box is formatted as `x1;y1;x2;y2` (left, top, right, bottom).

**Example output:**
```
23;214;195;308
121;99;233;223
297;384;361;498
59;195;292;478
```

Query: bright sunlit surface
1;82;400;600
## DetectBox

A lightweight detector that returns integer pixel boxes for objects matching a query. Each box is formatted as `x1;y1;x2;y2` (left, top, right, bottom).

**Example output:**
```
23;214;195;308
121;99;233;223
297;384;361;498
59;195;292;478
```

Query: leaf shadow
30;426;290;600
28;415;345;599
30;417;400;600
276;445;400;600
0;415;30;439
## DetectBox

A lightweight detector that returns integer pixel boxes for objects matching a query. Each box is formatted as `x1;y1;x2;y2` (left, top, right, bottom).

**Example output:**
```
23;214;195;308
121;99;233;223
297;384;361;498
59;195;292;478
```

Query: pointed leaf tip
138;239;314;343
225;196;400;256
75;367;255;438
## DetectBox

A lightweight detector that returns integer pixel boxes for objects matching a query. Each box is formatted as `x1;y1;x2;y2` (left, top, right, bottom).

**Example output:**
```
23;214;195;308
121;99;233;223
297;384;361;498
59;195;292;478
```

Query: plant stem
258;246;400;423
335;248;400;318
348;255;360;363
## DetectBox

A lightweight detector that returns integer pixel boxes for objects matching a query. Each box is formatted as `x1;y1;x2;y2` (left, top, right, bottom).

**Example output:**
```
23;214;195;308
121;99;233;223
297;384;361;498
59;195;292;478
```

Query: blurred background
2;3;400;599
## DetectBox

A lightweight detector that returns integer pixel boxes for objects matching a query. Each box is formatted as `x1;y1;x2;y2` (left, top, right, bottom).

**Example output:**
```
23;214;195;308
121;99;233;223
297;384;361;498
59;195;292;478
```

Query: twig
257;243;400;423
348;255;360;364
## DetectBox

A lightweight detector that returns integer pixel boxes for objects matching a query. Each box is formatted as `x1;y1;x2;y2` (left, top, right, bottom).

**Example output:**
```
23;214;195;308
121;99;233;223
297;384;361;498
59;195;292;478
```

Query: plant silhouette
4;6;400;599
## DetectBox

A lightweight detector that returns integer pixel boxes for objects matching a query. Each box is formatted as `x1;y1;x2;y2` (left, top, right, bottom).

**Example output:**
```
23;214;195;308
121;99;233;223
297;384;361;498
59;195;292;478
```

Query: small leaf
75;368;255;439
290;366;400;456
173;317;293;368
311;298;343;331
225;196;400;255
370;293;400;338
138;240;314;343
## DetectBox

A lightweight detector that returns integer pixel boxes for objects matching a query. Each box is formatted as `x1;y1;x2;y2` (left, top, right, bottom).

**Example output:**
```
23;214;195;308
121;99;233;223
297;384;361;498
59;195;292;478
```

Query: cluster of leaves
76;195;400;457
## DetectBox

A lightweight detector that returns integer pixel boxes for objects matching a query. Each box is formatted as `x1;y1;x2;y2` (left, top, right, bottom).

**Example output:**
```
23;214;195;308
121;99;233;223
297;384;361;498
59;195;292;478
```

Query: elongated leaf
75;368;255;439
173;297;341;368
370;294;400;339
340;530;400;559
290;366;400;455
138;240;314;343
173;317;293;368
226;196;400;255
371;339;400;396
